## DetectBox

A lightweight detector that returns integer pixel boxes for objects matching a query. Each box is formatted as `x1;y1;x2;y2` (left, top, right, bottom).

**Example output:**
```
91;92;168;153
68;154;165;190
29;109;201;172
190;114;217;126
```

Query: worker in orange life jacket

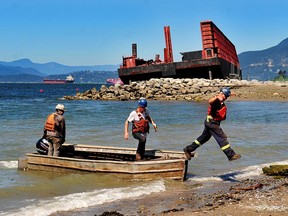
43;104;66;157
124;98;158;161
183;87;241;161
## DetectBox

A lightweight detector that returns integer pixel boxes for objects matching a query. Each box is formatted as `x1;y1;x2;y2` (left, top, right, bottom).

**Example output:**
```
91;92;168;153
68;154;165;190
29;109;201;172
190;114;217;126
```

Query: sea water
0;83;287;215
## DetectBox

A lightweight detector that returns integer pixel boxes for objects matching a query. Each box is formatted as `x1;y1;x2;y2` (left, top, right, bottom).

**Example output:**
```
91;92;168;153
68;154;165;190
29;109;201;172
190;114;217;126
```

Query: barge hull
119;57;241;84
118;20;242;84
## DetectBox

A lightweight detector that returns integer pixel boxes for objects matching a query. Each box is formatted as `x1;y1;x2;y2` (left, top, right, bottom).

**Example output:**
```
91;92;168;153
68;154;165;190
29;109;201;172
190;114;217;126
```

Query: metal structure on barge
118;20;242;84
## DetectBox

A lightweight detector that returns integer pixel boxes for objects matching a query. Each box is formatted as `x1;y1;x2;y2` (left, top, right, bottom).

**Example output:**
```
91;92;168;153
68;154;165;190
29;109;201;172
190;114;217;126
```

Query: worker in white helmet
43;104;66;156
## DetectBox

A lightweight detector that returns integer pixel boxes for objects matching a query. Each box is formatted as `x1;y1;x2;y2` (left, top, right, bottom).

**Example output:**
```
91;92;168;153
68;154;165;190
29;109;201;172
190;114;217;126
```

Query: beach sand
52;84;288;216
202;84;288;102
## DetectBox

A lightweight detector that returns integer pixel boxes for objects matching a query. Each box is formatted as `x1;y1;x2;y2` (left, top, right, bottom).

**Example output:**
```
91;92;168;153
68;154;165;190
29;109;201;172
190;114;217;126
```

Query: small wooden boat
18;144;191;181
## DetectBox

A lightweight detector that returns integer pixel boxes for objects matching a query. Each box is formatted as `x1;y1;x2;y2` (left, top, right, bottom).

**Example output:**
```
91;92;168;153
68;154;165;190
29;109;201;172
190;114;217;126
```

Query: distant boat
43;75;75;84
106;78;124;85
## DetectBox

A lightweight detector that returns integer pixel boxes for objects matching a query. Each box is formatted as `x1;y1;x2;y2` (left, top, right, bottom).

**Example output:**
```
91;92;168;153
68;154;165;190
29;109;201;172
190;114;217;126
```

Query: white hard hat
55;104;65;111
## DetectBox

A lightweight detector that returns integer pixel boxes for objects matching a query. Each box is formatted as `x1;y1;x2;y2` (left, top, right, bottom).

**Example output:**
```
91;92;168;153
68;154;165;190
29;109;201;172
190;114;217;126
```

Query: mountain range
0;59;119;83
238;38;288;80
0;58;119;75
0;38;288;82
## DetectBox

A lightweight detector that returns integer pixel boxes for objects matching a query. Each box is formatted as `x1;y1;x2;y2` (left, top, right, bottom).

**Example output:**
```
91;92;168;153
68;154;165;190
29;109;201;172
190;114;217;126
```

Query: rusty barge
118;20;242;84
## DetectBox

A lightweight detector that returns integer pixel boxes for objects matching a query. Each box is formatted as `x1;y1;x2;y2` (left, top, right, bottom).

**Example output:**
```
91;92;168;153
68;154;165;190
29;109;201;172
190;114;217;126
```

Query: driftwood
262;165;288;176
230;183;263;191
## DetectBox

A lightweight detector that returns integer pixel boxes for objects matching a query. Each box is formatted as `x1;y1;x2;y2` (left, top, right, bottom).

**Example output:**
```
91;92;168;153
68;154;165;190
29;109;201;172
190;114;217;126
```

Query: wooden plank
26;153;185;172
62;144;186;159
27;163;184;180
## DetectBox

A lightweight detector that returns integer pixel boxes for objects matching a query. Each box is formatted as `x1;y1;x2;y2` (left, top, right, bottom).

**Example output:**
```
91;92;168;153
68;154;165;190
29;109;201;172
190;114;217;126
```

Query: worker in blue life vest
124;98;158;161
43;104;66;157
183;87;241;161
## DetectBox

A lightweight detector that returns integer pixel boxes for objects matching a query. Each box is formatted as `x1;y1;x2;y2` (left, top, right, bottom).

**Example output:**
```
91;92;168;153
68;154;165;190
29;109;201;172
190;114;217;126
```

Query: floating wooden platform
19;144;190;181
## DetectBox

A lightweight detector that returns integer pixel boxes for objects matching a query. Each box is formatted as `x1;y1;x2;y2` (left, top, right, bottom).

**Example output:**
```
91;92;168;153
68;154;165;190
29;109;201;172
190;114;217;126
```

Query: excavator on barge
118;20;242;84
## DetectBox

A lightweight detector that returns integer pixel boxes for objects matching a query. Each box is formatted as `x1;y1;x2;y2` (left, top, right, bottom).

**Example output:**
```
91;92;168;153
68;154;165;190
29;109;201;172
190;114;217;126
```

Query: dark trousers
132;132;147;158
185;119;236;159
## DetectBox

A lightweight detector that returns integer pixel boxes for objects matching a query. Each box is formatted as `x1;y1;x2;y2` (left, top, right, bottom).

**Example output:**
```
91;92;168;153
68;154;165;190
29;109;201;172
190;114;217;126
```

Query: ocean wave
188;160;288;183
0;161;18;169
0;179;165;216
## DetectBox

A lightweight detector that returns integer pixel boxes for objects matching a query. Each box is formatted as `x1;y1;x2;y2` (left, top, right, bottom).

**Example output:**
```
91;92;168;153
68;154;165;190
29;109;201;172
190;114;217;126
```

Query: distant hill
0;58;119;75
0;70;118;84
0;64;45;76
238;38;288;80
0;59;120;83
0;73;43;83
44;70;119;84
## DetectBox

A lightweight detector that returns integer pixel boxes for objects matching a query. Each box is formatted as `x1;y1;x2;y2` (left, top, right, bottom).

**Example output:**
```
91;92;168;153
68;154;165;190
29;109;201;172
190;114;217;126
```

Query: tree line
274;70;287;81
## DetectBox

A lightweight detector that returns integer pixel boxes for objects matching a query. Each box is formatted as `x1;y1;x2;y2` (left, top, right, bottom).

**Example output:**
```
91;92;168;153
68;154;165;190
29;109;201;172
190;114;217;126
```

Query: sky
0;0;287;66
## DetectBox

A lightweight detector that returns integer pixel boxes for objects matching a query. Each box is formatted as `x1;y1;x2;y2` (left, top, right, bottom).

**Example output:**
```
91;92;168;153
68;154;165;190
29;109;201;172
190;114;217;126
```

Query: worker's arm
124;120;129;140
147;116;157;132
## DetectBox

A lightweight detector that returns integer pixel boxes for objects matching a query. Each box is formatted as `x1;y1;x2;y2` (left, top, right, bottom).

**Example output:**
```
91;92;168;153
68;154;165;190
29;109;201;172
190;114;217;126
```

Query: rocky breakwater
63;78;287;101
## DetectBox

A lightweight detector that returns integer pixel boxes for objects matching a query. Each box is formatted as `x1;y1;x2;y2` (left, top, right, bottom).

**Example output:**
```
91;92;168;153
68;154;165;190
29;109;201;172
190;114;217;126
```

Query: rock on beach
63;78;288;101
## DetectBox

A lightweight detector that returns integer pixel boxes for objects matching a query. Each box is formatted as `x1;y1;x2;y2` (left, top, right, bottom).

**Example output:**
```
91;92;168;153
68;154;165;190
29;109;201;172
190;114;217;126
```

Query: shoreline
51;174;288;216
63;78;288;102
219;85;288;102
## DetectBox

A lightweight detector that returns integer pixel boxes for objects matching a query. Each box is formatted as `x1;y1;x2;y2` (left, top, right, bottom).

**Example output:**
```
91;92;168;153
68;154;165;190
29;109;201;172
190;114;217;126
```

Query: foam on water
0;179;165;216
0;161;18;169
188;160;288;183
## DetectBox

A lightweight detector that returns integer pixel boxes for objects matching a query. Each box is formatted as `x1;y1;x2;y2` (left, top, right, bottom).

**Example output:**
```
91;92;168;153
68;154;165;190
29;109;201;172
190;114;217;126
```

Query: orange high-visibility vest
44;113;55;131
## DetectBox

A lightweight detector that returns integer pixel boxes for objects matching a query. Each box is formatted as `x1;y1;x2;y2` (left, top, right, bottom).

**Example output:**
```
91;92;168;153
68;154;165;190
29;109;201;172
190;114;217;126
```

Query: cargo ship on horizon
43;75;75;84
118;20;242;84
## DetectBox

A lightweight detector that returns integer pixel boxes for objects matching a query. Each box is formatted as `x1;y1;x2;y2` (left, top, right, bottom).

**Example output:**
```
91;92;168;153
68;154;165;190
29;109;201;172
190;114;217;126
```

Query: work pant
46;136;62;157
185;119;236;159
132;132;147;159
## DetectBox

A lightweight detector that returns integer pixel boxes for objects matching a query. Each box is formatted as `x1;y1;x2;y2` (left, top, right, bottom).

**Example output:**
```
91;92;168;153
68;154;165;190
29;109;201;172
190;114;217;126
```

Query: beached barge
19;144;189;181
118;20;242;84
